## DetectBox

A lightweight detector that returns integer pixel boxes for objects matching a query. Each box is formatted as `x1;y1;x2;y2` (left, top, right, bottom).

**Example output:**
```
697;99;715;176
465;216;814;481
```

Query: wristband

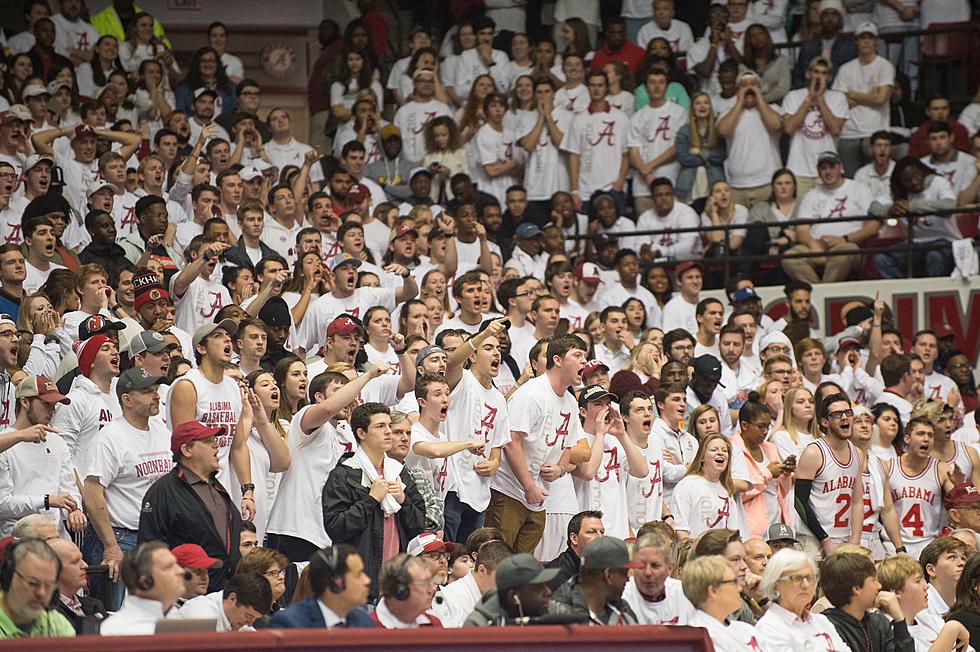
240;483;255;494
44;494;49;510
111;304;122;313
662;514;673;521
895;546;907;553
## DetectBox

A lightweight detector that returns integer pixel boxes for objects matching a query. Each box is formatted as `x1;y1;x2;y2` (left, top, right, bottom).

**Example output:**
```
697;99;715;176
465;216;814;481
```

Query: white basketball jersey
889;456;943;559
800;438;860;543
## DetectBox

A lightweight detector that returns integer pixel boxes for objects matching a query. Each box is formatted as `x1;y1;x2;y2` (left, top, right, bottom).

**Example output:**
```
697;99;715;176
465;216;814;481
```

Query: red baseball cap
674;260;704;278
945;483;980;509
73;124;96;140
574;261;603;283
171;421;226;454
326;315;361;338
171;543;223;569
583;359;610;379
347;183;370;203
407;533;456;556
389;225;418;242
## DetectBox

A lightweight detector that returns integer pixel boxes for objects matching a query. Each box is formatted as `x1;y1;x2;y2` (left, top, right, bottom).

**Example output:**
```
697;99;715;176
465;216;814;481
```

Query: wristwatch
240;483;255;494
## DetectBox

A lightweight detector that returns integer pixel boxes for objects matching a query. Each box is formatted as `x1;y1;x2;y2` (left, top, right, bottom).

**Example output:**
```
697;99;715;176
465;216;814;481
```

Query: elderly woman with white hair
754;548;848;651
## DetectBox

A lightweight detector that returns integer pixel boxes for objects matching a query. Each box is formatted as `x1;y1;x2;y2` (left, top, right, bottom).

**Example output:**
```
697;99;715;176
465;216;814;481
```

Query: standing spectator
175;47;235;119
783;151;876;283
781;57;849;197
393;70;452;165
138;420;244;593
322;403;426;600
661;261;702;334
267;544;374;629
629;69;687;215
452;17;510;102
52;0;101;68
675;93;726;202
636;0;694;56
855;131;896;202
716;72;783;208
688;4;740;100
518;79;572;220
265;108;324;189
832;22;894;176
564;70;630;215
98;542;185;636
742;26;791;104
792;0;857;88
207;22;244;85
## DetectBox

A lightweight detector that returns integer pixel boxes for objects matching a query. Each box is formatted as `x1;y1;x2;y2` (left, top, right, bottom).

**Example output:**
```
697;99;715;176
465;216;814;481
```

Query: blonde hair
683;433;735;495
779;386;821;445
877;555;924;592
681;555;730;607
687;92;719;150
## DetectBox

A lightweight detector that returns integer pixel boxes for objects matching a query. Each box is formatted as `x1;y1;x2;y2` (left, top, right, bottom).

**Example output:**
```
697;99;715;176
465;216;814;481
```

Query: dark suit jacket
792;35;858;88
267;597;375;629
223;238;279;272
51;593;108;635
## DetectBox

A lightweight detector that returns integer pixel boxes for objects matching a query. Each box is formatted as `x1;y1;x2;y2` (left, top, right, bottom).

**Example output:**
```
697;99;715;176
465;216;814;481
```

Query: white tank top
889;456;943;549
862;459;885;537
170;368;243;488
807;438;860;542
942;441;973;485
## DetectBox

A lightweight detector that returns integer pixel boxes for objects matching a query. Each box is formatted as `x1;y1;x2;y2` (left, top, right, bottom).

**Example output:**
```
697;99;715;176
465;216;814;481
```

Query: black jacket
544;547;580;591
50;593;107;635
549;576;639;626
822;607;915;652
223;238;279;272
322;452;425;602
137;465;242;591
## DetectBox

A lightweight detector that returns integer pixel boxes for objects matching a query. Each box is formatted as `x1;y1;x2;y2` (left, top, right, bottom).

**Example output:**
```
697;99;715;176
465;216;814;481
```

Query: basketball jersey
797;438;860;543
941;441;973;485
889;456;943;559
861;462;884;538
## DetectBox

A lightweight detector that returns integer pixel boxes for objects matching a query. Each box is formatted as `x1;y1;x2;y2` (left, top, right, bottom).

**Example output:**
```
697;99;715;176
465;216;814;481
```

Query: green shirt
0;594;75;638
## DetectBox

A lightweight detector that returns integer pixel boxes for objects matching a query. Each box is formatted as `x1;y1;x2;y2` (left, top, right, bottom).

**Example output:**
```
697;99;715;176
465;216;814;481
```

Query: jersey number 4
901;503;925;537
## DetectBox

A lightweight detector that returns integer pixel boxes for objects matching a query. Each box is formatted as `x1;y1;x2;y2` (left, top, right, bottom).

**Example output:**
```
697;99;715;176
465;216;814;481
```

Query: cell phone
500;319;511;329
784;455;796;465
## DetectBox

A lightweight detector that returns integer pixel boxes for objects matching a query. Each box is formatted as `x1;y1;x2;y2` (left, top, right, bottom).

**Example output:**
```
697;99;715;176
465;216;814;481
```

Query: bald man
47;538;108;634
743;538;772;576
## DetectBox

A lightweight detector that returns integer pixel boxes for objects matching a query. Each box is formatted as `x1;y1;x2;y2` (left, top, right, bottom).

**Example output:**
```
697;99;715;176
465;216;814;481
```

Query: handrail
568;204;979;286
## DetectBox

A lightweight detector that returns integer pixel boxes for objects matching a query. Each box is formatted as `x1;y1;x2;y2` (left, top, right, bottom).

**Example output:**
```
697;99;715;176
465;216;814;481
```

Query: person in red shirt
357;0;389;59
908;94;971;158
590;17;646;75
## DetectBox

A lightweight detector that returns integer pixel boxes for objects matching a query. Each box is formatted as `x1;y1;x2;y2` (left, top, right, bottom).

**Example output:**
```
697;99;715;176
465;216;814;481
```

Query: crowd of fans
0;0;978;649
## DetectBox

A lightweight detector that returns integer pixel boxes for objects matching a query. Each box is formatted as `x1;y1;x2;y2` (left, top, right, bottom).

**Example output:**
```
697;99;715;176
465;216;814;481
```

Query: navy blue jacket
792;36;858;88
267;597;375;629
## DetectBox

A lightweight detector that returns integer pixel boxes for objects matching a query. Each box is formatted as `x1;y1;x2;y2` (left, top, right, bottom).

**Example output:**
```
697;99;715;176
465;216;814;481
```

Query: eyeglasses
828;409;854;420
718;578;739;587
770;368;792;375
421;551;449;560
264;569;285;578
749;421;771;431
410;576;440;587
949;362;971;369
673;344;694;351
778;574;815;585
0;172;17;180
514;291;533;298
0;329;18;339
15;570;57;593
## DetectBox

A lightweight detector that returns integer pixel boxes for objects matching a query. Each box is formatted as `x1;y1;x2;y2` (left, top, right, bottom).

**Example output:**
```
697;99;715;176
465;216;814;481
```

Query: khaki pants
730;184;771;209
633;195;655;217
485;489;546;554
795;176;819;198
782;241;860;283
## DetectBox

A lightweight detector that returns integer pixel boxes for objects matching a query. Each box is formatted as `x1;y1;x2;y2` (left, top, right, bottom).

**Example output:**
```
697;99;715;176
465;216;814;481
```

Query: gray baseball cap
415;344;447;369
127;330;178;356
495;553;559;592
116;366;165;400
582;537;643;570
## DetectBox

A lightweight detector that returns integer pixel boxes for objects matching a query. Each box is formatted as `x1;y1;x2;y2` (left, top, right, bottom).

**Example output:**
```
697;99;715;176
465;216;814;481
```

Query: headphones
390;554;413;602
126;543;158;592
0;538;63;593
316;547;346;594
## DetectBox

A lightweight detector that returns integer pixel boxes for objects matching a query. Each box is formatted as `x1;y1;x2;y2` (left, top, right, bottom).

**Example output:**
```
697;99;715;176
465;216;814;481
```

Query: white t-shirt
899;174;962;243
833;56;895;139
446;370;511;511
173;275;232;334
660;294;698;334
554;84;590;115
782;88;850;177
607;90;635;117
520;107;573;200
582;431;639;539
265;137;325;184
24;261;67;296
452;48;511;101
297;287;396;351
924;370;959;403
0;428;79;536
672;475;750;539
629;101;689;194
83;417;173;530
721;103;783;188
636;19;694;55
855;159;896;204
392;99;453;164
622;576;695;625
51;13;100;58
600;283;663;330
922;151;976;197
407;420;459;498
563;106;631;199
699;204;749;245
261;218;301;265
798;179;874;240
473;122;520;206
626;437;666;533
491;374;579;511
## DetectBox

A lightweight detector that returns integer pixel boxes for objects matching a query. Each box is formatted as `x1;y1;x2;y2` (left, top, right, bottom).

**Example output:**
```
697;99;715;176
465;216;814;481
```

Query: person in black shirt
545;510;604;590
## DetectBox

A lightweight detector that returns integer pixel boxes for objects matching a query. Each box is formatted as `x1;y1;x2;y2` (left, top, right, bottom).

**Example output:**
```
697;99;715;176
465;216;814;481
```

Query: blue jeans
874;239;953;278
82;525;138;611
443;491;485;545
625;17;651;45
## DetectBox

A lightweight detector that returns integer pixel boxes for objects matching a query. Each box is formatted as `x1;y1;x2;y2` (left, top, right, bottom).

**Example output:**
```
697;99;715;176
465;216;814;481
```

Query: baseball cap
22;153;54;173
582;359;609;379
389;225;418;242
818;0;844;15
495;553;559;592
347;183;370;203
406;533;456;557
838;335;862;351
85;179;114;199
759;330;792;353
731;287;760;304
15;376;70;404
674;260;704;278
0;111;22;126
578;384;617;407
764;523;799;544
380;125;401;140
258;296;291;329
515;223;544;239
193;87;218;100
855;20;879;36
79;314;125;341
427;225;450;241
808;56;833;72
46;79;70;95
191;318;238;347
945;483;980;509
691;354;722;377
845;304;874;326
409;166;433;181
22;85;50;99
171;420;227;454
171;543;223;569
116;366;166;400
817;151;842;165
327;252;362;271
415;344;447;368
73;124;96;140
574;261;603;283
582;537;643;570
8;105;31;122
412;68;436;80
239;165;262;182
326;315;361;338
127;329;178;356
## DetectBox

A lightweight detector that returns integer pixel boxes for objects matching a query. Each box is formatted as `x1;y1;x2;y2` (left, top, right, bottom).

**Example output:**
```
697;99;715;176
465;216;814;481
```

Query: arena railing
11;623;715;651
566;206;978;288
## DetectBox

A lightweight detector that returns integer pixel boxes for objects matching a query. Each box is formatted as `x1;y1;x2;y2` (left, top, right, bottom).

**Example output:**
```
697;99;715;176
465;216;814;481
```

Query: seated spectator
175;572;271;631
549;537;641;625
636;0;694;60
47;538;107;635
99;542;185;636
590;18;645;74
544;510;604;591
464;553;558;626
909;94;971;160
683;555;764;648
633;42;693;113
622;533;695;625
0;537;74;638
791;0;857;89
688;4;739;101
267;544;374;629
871;157;959;279
820;552;915;651
855;130;896;203
371;554;442;628
700;179;748;263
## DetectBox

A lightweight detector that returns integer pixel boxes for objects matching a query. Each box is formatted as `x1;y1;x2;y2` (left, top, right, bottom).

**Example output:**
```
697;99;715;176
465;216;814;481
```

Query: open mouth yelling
439;405;448;418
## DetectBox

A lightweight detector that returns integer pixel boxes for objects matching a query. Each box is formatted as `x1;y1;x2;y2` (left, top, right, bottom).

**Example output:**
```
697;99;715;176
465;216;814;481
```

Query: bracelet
44;494;49;510
895;546;907;553
558;467;567;478
240;483;255;494
662;514;673;521
467;338;477;352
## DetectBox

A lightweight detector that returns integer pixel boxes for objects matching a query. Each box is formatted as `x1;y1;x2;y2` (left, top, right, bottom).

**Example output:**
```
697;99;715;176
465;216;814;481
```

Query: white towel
344;447;404;516
950;239;979;278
